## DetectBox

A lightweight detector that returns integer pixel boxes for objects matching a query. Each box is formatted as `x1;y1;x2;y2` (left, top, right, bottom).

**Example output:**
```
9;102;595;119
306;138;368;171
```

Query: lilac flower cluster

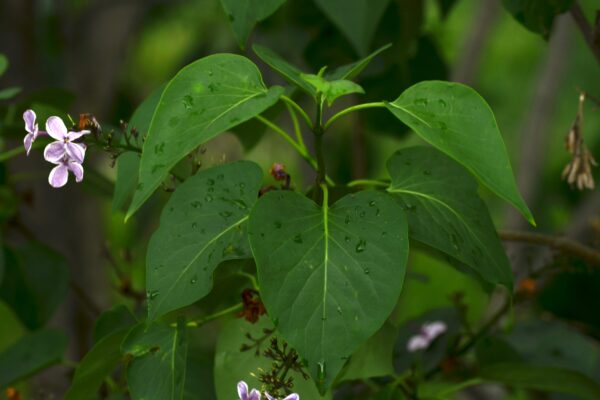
238;381;299;400
23;110;90;188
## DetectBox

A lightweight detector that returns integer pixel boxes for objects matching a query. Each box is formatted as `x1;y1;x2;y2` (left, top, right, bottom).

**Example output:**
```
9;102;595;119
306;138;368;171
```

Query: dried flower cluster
562;93;597;190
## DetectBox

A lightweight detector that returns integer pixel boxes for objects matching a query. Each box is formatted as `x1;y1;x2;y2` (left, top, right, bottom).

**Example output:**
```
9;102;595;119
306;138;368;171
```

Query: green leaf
313;0;392;56
214;317;326;400
502;0;574;38
65;316;136;400
301;74;364;106
93;304;137;344
0;87;21;100
326;43;392;81
0;243;69;330
338;322;396;381
386;146;513;288
127;54;284;219
248;190;408;390
112;152;140;212
0;330;67;387
122;321;188;400
253;44;316;96
219;0;287;49
0;54;7;77
146;161;262;320
480;363;600;399
385;81;534;225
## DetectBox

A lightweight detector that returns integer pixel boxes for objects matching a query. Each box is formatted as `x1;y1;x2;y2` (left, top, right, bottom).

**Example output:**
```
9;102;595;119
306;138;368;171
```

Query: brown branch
570;2;600;66
499;229;600;266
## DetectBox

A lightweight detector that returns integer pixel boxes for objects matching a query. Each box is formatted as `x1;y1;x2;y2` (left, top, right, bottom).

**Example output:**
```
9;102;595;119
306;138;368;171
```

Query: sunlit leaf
253;44;316;96
249;190;408;390
385;81;534;225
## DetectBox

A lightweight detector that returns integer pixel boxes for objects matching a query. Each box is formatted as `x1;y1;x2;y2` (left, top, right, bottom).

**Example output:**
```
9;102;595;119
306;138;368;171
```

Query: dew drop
355;239;366;253
369;200;376;207
191;201;202;208
182;95;194;110
207;178;215;186
205;194;213;202
363;267;370;275
336;306;342;315
190;275;198;284
438;99;447;107
208;70;214;76
219;211;232;218
344;215;351;224
274;221;282;229
414;98;428;106
294;234;303;244
344;236;351;243
423;170;432;176
147;290;159;300
191;222;198;229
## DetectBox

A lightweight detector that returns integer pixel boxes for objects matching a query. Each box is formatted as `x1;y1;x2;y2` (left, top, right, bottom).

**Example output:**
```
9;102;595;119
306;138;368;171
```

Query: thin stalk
324;102;386;130
0;142;43;162
281;95;313;129
285;101;306;149
313;96;326;201
236;271;259;290
347;179;389;188
177;302;244;328
256;115;335;186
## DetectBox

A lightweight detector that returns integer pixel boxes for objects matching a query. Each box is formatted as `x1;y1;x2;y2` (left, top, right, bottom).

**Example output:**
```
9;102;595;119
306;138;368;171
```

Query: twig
570;2;600;66
499;229;600;266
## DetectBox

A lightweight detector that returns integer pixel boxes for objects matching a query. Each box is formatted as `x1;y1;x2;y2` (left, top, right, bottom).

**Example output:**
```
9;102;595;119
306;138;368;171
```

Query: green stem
236;271;259;290
313;95;326;201
324;102;386;130
0;142;43;162
347;179;389;188
281;95;313;129
255;115;335;186
285;101;306;150
177;302;244;328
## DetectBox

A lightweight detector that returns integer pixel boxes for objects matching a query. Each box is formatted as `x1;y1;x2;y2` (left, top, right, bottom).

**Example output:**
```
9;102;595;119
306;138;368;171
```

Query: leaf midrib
151;215;249;317
387;186;501;277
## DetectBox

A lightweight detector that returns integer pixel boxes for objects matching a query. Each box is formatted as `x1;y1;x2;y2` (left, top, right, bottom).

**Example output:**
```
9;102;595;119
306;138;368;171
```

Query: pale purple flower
265;392;299;400
23;109;42;155
43;116;89;164
407;321;447;352
48;156;84;188
238;381;261;400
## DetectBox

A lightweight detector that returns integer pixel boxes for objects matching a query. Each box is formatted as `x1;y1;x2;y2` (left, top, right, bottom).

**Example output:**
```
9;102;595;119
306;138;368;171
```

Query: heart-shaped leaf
127;54;283;219
146;161;262;320
386;146;513;288
385;81;534;225
248;190;408;390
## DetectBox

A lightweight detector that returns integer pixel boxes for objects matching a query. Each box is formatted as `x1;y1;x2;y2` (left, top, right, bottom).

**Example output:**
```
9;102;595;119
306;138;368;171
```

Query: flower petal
249;389;261;400
23;109;36;133
46;116;68;140
422;321;447;341
67;129;90;141
283;394;299;400
66;142;85;163
407;335;430;352
264;393;276;400
48;164;69;188
68;161;84;183
24;133;33;156
237;381;249;400
44;142;66;163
